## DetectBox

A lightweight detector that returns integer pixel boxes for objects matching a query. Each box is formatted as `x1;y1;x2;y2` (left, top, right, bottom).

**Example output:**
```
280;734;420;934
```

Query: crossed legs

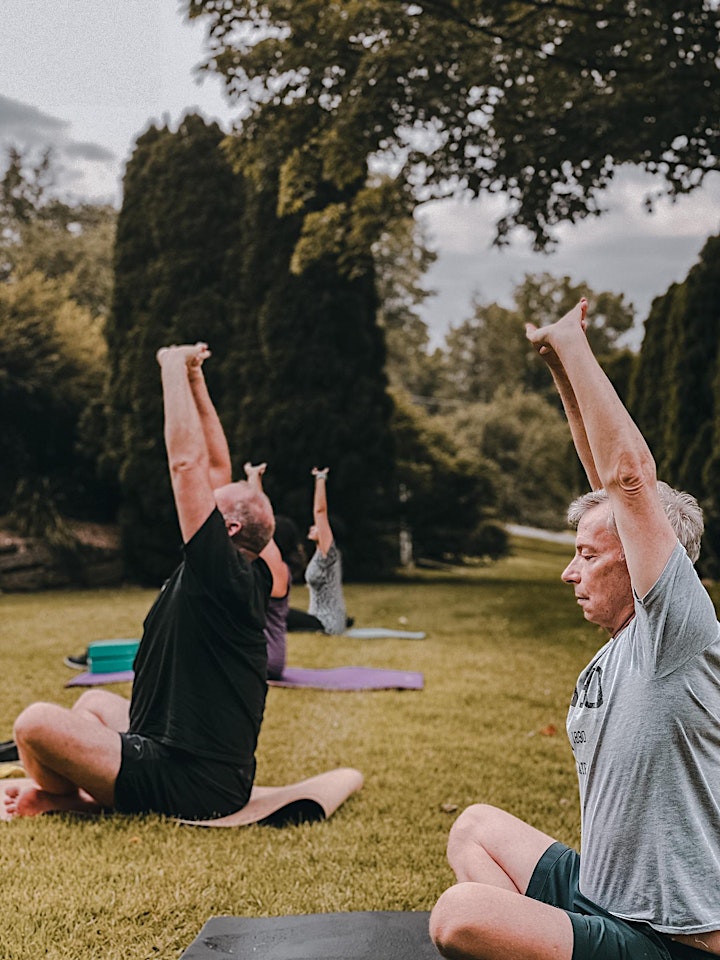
4;690;128;817
430;804;574;960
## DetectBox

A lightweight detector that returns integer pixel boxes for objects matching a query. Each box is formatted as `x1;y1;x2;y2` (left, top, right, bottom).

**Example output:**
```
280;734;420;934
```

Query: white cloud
416;167;720;346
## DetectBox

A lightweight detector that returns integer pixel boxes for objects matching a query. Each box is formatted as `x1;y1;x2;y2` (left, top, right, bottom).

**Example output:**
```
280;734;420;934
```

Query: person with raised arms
5;342;275;820
430;299;720;960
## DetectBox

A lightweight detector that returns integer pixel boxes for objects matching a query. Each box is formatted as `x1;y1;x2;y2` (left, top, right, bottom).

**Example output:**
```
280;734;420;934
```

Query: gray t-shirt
305;541;347;635
568;540;720;934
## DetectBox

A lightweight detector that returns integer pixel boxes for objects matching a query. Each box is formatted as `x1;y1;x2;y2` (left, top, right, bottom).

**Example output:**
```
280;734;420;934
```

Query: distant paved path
506;524;575;545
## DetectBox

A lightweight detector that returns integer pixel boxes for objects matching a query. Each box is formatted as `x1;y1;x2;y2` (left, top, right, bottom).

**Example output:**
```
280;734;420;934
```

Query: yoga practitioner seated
5;342;275;820
286;467;349;635
430;299;720;959
243;462;294;681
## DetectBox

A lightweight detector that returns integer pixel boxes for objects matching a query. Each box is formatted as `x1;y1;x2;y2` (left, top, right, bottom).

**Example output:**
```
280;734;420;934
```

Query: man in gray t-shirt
430;298;720;960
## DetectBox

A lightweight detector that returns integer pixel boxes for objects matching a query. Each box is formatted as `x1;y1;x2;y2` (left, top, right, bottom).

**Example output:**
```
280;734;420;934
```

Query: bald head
214;481;275;556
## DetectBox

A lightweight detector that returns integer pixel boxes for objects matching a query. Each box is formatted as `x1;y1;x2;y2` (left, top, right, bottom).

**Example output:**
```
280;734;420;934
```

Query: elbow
606;450;657;498
169;453;207;478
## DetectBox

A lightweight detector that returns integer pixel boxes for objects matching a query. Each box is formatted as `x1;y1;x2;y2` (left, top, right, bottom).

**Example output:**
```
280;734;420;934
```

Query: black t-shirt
129;508;272;764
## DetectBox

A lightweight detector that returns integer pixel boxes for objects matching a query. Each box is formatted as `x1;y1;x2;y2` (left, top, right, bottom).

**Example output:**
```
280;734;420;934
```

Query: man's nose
561;557;579;583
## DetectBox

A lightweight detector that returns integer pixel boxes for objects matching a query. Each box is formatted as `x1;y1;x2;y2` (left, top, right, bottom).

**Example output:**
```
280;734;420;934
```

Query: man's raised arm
527;298;601;491
186;349;232;490
526;301;677;597
157;343;216;544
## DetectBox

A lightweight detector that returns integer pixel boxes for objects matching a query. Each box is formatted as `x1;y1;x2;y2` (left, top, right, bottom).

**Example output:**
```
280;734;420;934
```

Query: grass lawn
0;535;665;959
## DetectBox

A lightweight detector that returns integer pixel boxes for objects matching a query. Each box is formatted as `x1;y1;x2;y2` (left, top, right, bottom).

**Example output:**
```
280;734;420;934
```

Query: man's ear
226;519;242;538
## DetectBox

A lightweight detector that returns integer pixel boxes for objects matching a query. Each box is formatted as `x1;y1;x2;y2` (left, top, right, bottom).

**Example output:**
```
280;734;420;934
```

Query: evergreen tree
224;179;398;578
107;114;397;582
668;236;720;498
628;286;679;463
104;115;247;583
629;234;720;576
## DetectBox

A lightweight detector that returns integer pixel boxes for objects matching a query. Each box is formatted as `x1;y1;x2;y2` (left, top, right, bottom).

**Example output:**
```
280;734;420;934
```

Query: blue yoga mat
344;627;426;639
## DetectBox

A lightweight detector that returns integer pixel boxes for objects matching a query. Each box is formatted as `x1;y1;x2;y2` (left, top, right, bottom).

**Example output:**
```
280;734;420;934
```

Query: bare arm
187;351;232;489
243;461;288;597
157;345;216;544
311;467;334;556
526;301;677;597
527;300;601;490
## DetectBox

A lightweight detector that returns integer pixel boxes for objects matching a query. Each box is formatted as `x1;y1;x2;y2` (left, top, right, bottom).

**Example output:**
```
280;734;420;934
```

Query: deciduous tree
186;0;719;262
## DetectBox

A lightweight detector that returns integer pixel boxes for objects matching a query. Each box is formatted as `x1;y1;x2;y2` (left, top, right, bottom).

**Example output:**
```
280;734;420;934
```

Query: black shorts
527;842;711;960
114;732;255;820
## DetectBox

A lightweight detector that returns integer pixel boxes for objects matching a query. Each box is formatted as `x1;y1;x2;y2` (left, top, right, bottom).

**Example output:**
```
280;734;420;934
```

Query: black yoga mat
180;910;438;959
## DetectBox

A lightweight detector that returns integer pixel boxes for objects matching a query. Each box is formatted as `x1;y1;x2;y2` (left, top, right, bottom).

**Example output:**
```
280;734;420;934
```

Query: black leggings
286;608;325;632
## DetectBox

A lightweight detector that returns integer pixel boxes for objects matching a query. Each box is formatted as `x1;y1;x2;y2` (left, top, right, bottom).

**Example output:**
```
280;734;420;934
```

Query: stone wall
0;523;124;592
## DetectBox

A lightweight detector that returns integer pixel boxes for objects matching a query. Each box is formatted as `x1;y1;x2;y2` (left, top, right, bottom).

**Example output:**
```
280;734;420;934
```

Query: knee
71;690;106;714
13;702;57;748
430;883;483;959
447;803;502;862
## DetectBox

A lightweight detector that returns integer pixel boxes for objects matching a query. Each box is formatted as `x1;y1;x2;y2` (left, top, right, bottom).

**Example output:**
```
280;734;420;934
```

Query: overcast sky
2;0;718;347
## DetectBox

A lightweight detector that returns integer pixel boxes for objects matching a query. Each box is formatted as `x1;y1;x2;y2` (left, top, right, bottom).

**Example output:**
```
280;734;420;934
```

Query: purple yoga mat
65;670;134;687
268;666;424;691
66;666;424;691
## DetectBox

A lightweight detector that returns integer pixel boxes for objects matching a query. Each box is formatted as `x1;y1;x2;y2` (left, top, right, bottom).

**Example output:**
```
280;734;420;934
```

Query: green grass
0;536;612;959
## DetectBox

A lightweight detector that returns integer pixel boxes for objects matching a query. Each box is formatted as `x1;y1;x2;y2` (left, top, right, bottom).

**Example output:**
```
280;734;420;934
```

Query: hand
156;342;211;368
312;466;329;480
244;462;267;481
525;299;588;358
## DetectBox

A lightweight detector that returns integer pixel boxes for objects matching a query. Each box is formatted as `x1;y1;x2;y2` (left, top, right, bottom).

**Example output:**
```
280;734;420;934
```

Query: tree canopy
186;0;719;262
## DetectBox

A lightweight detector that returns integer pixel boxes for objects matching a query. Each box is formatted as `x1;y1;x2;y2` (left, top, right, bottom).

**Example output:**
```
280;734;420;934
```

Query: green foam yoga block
88;639;140;674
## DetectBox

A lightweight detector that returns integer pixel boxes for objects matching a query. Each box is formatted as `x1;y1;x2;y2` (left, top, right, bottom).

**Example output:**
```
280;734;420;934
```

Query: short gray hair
567;481;704;564
223;489;275;555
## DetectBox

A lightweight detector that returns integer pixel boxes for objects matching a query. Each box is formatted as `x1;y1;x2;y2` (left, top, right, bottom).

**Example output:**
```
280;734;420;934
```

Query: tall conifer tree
104;115;245;583
106;114;397;581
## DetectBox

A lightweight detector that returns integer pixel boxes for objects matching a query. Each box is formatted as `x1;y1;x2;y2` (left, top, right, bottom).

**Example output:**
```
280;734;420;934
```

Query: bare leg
71;690;130;732
7;700;122;817
430;882;574;960
429;805;573;960
447;804;557;893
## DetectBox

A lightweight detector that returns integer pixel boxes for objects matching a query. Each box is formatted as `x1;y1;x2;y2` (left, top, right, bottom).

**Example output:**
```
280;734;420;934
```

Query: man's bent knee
448;804;503;855
430;883;487;960
14;702;60;747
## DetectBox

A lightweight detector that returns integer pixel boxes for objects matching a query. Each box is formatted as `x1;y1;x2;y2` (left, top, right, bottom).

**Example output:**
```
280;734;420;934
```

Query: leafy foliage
391;388;507;562
186;0;719;264
435;389;581;531
0;148;115;526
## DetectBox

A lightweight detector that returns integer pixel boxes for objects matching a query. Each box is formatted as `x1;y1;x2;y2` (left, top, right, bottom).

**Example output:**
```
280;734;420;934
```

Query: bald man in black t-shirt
5;343;275;820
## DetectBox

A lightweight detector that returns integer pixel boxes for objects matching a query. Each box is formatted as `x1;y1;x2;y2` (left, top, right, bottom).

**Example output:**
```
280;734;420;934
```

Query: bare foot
4;782;101;818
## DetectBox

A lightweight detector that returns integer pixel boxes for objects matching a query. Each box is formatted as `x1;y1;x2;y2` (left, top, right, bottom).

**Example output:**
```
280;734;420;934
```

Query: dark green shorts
526;842;709;960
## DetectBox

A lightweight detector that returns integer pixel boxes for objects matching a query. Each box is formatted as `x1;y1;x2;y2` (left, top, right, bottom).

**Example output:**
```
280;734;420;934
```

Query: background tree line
2;0;719;583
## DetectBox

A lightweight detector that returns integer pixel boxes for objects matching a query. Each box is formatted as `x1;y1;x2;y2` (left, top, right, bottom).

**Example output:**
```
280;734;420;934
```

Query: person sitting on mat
286;467;350;635
5;341;275;820
243;461;295;681
430;299;720;960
